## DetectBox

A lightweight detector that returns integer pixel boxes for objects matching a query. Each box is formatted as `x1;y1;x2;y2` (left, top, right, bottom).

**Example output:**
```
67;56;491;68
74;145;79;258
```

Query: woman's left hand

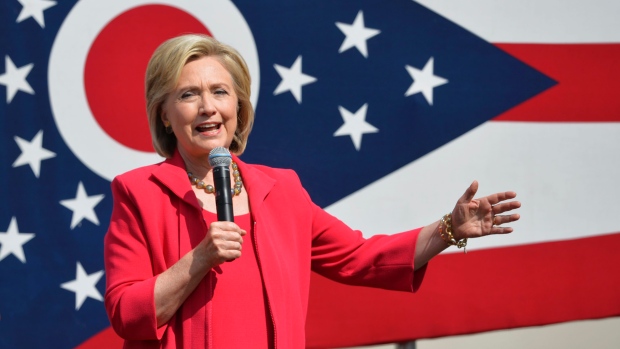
451;180;521;240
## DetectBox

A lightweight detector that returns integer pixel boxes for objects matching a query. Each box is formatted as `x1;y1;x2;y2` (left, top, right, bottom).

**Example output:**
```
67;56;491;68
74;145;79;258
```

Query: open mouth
195;123;221;133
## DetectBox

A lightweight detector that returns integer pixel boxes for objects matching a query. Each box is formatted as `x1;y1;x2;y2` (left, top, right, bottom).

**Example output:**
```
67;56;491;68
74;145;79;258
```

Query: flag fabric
0;0;617;348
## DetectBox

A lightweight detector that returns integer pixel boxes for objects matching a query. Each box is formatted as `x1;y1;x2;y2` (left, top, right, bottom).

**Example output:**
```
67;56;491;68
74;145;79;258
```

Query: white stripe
325;122;620;252
413;0;620;43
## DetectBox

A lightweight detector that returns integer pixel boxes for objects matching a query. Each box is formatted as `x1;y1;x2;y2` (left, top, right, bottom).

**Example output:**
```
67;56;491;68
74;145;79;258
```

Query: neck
177;147;215;180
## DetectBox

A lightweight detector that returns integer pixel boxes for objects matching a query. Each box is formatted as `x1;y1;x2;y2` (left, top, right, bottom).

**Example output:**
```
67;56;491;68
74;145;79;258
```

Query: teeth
196;124;219;132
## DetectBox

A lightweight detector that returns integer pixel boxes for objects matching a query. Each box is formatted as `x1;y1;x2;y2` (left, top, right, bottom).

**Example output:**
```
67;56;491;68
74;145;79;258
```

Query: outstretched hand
451;180;521;240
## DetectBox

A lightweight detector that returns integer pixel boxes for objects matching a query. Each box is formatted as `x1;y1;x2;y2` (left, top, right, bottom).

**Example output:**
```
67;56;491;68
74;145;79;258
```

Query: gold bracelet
438;213;467;254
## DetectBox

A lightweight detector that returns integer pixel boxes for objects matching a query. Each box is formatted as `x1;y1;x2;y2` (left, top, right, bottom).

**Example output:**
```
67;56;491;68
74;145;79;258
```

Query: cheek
231;111;239;128
169;106;195;124
224;103;239;123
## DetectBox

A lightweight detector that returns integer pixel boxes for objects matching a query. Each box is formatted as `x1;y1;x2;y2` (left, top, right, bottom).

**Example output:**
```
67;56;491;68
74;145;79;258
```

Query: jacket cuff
110;275;167;340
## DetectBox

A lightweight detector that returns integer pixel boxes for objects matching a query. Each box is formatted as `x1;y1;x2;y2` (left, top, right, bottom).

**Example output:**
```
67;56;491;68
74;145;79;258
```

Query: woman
104;34;520;348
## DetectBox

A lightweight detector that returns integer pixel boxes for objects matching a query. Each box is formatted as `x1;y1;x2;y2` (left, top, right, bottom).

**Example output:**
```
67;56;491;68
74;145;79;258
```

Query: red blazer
104;151;426;348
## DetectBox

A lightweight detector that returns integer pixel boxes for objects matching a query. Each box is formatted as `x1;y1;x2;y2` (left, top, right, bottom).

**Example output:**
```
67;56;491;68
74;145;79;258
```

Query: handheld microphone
208;147;234;222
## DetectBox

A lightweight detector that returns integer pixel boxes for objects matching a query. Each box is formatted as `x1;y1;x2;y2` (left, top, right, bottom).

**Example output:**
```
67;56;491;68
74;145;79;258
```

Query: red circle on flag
50;0;259;181
84;5;211;152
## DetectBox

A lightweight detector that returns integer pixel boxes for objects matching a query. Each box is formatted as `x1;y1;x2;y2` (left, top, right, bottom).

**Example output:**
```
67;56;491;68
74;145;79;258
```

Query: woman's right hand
200;221;247;268
154;221;246;327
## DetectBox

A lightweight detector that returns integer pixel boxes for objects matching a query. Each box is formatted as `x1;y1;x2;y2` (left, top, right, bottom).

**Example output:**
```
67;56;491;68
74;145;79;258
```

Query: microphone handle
212;165;234;222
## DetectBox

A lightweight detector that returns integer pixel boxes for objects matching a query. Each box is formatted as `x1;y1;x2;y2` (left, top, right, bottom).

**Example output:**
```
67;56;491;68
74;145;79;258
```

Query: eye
180;91;195;99
214;89;229;96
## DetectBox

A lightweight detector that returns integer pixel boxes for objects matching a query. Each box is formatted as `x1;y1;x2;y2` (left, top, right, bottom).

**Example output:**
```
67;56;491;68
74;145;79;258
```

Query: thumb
458;180;478;204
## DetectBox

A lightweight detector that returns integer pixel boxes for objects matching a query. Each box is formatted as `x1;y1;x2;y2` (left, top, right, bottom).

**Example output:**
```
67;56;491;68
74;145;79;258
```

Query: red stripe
306;232;620;348
75;327;122;349
493;43;620;122
82;233;620;348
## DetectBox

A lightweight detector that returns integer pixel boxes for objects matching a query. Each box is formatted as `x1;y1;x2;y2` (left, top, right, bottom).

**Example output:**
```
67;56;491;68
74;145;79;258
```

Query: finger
458;180;478;204
227;232;244;244
492;200;521;214
223;240;243;252
223;249;242;262
493;213;521;226
210;221;244;234
215;240;243;261
485;191;518;205
213;235;241;247
210;231;244;248
490;226;514;235
228;242;243;260
209;222;245;239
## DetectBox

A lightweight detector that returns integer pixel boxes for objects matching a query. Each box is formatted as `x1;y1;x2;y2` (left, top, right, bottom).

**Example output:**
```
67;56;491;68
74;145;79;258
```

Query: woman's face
161;55;238;160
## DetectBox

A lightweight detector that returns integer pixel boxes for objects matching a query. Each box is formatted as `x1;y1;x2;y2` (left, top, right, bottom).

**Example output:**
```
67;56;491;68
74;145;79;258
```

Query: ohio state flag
0;0;618;348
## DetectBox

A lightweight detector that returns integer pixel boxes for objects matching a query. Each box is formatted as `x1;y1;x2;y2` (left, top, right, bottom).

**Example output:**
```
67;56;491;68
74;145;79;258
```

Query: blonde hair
146;34;254;158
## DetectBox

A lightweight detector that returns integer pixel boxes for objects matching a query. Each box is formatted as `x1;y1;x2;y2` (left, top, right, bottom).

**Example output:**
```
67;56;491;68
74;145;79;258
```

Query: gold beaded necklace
187;161;243;196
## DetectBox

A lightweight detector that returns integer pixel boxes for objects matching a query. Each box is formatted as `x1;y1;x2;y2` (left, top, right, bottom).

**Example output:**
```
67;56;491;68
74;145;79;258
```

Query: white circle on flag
49;0;260;181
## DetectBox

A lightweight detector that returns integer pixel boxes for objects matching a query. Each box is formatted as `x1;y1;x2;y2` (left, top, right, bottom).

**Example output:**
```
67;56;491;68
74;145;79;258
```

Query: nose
199;93;217;116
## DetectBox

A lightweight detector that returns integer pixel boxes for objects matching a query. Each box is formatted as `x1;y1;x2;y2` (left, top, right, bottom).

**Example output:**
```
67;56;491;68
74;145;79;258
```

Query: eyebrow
174;81;233;91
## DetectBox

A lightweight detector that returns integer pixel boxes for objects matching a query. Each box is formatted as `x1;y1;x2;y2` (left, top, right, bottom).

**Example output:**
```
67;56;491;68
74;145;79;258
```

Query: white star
273;55;317;104
60;182;105;229
16;0;57;28
335;10;381;58
0;217;35;263
405;57;448;105
0;56;34;103
60;262;104;310
13;130;56;178
333;104;379;151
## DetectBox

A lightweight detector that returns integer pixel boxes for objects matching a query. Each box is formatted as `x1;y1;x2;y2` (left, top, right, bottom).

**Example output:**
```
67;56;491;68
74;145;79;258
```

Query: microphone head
208;147;232;167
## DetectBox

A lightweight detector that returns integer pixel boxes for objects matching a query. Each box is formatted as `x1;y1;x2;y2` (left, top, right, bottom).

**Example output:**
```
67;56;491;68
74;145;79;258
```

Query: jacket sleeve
103;177;167;340
306;187;427;292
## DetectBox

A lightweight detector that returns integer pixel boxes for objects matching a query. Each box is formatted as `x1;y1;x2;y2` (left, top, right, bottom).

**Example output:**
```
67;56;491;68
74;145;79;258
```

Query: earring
164;122;173;134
